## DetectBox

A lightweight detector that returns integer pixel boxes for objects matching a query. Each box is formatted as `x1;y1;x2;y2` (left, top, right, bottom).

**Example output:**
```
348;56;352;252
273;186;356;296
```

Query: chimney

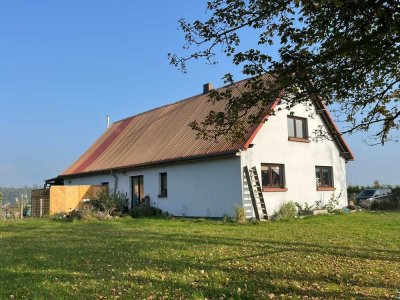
107;115;110;129
203;83;214;94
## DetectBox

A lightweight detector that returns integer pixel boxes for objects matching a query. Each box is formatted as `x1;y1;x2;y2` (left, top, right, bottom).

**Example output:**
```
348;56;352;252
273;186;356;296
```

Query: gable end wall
241;102;349;216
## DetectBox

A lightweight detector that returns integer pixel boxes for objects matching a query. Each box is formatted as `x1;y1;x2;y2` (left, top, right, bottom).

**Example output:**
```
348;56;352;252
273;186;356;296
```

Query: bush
326;192;341;213
222;214;234;223
370;197;400;210
52;209;110;222
52;210;82;222
234;205;246;224
129;201;164;218
91;189;129;217
295;202;313;215
80;210;109;220
275;202;297;221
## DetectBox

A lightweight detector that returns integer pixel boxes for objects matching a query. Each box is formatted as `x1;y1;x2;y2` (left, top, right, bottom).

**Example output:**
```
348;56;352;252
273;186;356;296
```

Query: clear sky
0;1;398;187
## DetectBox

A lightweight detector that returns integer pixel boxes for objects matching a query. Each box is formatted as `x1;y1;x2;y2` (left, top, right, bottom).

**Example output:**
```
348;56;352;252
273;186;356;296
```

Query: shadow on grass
0;217;398;299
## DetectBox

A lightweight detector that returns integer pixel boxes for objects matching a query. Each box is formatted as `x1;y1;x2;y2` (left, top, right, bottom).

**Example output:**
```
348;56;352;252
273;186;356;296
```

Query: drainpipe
110;170;118;192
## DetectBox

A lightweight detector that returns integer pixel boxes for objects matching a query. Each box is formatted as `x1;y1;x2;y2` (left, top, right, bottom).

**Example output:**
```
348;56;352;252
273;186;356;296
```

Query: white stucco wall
65;157;242;217
241;101;349;216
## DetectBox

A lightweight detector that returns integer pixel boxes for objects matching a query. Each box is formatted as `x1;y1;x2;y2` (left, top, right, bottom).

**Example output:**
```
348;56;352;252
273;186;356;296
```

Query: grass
0;212;399;299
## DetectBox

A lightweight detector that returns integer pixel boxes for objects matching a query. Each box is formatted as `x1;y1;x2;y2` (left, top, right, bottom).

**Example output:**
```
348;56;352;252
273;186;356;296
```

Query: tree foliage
0;186;35;206
169;0;399;144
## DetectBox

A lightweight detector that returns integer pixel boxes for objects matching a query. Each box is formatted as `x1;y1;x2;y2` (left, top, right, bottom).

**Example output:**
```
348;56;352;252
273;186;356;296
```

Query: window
287;116;308;141
131;175;144;206
261;164;287;191
315;166;334;190
101;182;109;191
159;172;168;197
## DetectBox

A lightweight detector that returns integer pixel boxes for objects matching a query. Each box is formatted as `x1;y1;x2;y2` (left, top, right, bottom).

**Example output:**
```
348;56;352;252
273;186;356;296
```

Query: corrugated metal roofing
61;77;354;177
62;79;269;176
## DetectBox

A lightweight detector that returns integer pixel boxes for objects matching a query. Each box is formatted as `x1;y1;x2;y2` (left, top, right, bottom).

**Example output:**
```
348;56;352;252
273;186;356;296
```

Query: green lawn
0;212;399;299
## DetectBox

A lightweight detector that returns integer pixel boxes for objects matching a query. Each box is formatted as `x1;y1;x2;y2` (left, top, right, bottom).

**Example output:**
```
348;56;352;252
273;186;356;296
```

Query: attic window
287;116;309;142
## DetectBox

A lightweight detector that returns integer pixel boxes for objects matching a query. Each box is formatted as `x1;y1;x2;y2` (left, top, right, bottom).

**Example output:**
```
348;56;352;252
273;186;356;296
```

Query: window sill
157;195;168;198
316;187;335;191
263;187;288;192
288;137;310;143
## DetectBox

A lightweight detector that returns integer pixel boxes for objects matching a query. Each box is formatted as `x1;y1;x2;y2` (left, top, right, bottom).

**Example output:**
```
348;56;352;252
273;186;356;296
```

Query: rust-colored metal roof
62;79;270;176
61;77;353;177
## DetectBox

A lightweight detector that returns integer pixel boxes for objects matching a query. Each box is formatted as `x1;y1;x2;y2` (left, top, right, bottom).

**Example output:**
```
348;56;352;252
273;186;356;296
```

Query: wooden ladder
243;166;268;220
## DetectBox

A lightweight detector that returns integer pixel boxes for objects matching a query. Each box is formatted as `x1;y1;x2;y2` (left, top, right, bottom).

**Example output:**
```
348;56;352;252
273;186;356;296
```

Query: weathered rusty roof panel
61;77;354;177
62;80;262;176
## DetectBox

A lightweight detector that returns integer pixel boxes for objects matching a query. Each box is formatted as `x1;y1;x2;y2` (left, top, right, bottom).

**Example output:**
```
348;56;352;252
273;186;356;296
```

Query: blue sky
0;1;398;187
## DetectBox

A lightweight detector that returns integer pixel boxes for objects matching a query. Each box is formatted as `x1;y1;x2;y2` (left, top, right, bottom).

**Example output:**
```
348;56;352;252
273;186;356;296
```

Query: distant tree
14;194;29;219
0;187;33;206
170;0;399;144
373;180;381;188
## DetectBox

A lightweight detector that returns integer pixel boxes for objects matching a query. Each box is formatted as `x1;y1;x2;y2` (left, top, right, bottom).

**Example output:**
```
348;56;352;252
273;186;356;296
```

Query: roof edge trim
59;150;239;179
242;94;282;150
314;100;355;161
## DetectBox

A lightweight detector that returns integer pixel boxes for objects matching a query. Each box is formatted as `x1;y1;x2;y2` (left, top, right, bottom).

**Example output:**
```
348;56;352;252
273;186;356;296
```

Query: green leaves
170;0;400;144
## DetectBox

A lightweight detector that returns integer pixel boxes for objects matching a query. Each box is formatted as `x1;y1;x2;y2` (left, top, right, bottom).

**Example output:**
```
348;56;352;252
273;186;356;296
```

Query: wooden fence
31;185;104;217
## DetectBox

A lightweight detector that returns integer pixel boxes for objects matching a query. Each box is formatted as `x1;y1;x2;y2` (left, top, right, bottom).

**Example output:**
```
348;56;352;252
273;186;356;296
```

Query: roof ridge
113;76;252;124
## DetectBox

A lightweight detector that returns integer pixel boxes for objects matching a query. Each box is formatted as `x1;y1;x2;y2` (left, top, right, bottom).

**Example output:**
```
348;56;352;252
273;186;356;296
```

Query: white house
55;78;354;219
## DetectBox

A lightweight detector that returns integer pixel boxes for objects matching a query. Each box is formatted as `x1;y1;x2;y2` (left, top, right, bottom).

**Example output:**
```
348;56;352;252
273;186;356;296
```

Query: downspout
110;170;118;192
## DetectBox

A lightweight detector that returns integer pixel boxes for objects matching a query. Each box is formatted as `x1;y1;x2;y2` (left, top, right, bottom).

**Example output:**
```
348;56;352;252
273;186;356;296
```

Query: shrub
129;200;164;218
91;189;129;217
222;214;233;223
314;199;324;210
234;205;246;224
370;197;400;210
325;192;341;213
80;210;109;221
52;209;110;222
295;202;313;215
52;210;82;222
275;202;297;221
51;212;68;220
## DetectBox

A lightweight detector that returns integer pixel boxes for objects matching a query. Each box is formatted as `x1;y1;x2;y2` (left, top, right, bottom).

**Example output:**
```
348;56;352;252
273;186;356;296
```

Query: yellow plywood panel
48;185;104;214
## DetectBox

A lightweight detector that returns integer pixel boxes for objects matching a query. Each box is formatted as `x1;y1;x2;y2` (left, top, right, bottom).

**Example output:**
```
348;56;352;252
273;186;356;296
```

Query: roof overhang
313;100;355;161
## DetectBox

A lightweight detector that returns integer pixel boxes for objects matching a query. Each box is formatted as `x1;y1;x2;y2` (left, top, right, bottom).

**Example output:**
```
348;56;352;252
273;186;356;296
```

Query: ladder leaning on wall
243;166;268;220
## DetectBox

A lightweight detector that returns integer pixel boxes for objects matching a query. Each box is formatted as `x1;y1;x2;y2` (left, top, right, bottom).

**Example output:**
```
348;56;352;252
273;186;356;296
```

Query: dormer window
287;116;309;142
